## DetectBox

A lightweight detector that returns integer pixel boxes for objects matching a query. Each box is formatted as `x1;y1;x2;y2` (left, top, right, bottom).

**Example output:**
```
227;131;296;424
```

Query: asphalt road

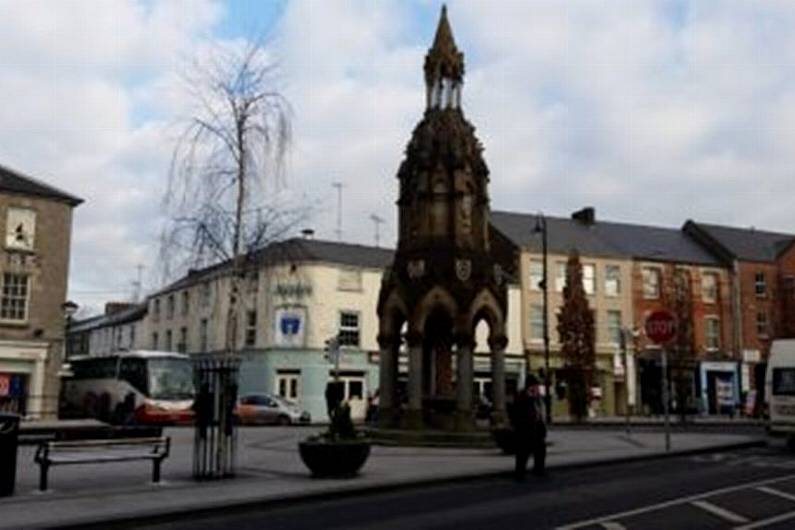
106;443;795;530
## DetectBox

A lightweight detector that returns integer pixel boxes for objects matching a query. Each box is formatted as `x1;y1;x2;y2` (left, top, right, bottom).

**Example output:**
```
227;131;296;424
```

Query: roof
0;163;82;206
491;210;722;266
153;238;395;296
69;303;147;332
687;222;795;263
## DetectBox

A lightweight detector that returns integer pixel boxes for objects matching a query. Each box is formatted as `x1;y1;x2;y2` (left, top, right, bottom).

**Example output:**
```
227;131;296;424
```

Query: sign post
644;310;677;452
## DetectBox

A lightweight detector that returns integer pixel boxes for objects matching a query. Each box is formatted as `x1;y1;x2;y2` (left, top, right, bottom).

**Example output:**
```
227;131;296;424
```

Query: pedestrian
510;375;547;480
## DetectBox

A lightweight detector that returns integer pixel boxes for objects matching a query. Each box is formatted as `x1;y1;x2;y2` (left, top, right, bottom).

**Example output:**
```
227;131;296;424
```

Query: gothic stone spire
424;5;464;109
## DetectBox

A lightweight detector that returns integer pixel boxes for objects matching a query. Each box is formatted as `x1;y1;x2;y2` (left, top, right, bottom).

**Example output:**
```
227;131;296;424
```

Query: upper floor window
245;310;257;347
201;282;212;307
554;262;567;292
338;269;362;292
755;272;767;298
605;265;621;297
582;264;596;295
153;298;161;320
530;305;544;340
529;260;543;291
338;311;360;348
181;291;190;316
642;267;661;299
702;272;718;304
151;332;158;350
199;318;208;352
5;207;36;251
165;330;173;352
246;271;259;293
177;327;187;353
167;294;175;319
705;317;720;350
607;310;622;345
0;273;30;322
757;311;769;338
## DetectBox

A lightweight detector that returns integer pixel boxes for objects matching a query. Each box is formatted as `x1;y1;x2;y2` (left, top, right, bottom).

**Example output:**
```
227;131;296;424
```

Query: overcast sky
2;0;794;314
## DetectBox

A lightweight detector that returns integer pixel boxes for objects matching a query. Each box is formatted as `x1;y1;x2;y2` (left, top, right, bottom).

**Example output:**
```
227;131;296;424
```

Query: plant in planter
298;402;371;478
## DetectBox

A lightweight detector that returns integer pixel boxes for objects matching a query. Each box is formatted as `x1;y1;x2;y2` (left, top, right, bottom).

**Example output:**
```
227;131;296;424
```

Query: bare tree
557;250;596;421
162;39;301;357
668;268;696;422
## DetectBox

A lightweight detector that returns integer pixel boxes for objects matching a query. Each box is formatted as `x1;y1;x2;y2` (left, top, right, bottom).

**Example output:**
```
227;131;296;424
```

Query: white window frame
167;294;175;319
605;265;621;297
554;262;567;292
755;272;767;298
529;304;544;341
0;273;30;323
199;318;208;352
178;326;188;353
245;310;257;347
338;310;361;348
642;267;661;300
275;370;301;400
182;290;190;316
529;260;543;291
702;272;718;303
607;310;622;345
582;264;596;295
756;311;768;338
165;330;173;352
705;316;720;351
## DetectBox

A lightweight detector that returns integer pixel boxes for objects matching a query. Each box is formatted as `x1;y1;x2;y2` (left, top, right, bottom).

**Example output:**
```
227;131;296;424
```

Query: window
167;294;175;319
152;332;158;350
5;207;36;251
605;265;621;297
338;269;362;291
642;267;661;299
702;272;718;303
705;317;720;350
245;310;257;347
129;325;135;348
529;260;543;291
199;319;208;352
338;311;360;347
757;312;768;338
153;299;161;320
246;271;259;293
755;272;767;297
201;282;212;307
0;273;29;322
177;327;187;353
181;291;189;316
165;330;173;352
582;264;596;295
276;370;300;400
530;305;544;340
772;368;795;396
607;310;622;345
554;262;567;292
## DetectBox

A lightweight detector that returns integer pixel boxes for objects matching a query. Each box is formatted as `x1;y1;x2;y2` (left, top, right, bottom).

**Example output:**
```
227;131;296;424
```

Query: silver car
236;393;310;425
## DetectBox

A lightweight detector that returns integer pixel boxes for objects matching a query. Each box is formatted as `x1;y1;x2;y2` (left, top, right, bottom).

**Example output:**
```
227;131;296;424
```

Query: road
104;442;795;530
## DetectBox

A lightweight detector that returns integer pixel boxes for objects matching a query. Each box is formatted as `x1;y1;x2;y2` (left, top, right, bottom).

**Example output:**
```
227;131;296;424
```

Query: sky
2;0;795;315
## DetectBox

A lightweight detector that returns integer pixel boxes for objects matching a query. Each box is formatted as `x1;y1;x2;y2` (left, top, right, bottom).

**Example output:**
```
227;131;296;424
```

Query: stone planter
492;427;516;455
298;439;371;478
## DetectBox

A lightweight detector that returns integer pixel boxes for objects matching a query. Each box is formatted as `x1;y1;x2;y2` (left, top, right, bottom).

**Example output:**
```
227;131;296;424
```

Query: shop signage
0;374;8;397
274;283;313;298
645;310;677;344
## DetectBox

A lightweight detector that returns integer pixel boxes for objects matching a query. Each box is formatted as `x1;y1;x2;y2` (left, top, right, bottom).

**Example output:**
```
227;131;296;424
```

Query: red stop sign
645;310;677;344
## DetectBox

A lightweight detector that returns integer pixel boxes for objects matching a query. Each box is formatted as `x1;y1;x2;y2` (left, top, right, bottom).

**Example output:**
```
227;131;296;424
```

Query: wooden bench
34;437;170;491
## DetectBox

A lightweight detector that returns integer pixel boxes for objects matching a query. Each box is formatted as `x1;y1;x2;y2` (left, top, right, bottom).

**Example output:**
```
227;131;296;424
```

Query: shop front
699;361;741;415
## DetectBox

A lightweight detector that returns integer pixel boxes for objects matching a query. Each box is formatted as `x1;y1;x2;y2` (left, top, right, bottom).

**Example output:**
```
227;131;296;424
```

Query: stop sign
645;310;677;344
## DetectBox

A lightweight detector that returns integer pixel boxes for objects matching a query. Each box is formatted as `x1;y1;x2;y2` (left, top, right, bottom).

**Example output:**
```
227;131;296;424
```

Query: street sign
645;310;677;344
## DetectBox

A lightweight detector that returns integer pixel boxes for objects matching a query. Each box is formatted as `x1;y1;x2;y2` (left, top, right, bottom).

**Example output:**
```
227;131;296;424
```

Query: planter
298;439;371;478
492;427;516;455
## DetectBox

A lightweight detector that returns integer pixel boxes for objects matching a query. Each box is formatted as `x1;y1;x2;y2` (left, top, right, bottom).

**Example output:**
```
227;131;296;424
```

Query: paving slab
0;426;764;529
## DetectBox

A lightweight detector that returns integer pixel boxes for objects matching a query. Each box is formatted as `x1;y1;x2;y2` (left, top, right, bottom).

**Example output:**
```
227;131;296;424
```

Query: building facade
0;164;81;419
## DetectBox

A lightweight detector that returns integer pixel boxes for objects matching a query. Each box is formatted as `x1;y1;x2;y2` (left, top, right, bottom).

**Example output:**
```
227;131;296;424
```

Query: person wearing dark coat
511;375;547;480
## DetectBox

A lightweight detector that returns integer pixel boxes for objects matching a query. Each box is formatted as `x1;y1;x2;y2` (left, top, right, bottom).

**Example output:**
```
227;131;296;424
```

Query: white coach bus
766;339;795;449
62;351;195;425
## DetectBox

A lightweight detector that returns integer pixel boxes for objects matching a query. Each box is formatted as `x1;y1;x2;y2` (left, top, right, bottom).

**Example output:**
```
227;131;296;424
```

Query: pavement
1;425;766;529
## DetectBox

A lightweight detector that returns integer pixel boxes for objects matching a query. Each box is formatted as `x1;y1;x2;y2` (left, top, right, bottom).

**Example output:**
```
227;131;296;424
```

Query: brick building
0;164;81;419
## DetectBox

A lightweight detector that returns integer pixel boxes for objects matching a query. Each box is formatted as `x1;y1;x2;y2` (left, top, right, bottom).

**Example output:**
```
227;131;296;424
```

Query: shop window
276;370;300;400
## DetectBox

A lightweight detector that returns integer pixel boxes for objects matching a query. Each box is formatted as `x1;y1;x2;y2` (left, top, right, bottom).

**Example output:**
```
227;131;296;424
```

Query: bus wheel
277;415;291;426
83;394;99;418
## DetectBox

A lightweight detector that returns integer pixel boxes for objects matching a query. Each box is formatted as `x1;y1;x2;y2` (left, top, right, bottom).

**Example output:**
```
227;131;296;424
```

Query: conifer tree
557;250;596;421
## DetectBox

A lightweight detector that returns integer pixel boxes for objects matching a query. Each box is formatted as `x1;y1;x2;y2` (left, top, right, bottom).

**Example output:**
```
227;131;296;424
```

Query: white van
765;339;795;448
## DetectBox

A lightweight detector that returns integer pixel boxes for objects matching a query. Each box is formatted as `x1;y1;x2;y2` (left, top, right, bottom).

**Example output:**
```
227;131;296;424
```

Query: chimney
301;228;315;240
105;302;133;316
572;207;596;226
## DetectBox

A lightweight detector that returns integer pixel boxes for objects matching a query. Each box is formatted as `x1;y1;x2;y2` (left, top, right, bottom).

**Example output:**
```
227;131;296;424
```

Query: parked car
235;393;311;425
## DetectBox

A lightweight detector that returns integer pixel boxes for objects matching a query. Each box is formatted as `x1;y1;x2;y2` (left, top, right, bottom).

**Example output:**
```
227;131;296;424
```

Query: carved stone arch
413;286;458;334
378;289;409;344
467;288;505;341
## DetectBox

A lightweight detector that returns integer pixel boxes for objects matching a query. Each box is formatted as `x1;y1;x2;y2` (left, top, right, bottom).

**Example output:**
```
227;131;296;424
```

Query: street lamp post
61;300;78;359
534;213;552;424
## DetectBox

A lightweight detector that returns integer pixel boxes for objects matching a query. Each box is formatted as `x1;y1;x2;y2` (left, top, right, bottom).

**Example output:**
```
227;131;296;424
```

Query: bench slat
48;454;162;465
46;437;167;449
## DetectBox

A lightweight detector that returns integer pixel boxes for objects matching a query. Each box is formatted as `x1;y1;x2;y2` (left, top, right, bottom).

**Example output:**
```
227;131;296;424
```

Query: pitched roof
687;222;795;263
0;163;82;206
491;210;722;266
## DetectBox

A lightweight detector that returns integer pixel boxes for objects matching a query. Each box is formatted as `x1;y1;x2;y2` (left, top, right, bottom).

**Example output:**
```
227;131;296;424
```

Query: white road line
600;523;627;530
555;473;795;530
690;500;749;524
734;508;795;529
756;486;795;503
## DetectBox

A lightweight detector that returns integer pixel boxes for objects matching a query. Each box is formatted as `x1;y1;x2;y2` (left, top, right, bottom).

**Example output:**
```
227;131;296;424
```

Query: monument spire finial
424;5;465;109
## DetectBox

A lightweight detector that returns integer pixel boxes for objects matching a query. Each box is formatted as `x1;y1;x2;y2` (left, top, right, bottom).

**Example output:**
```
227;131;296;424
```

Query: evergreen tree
557;250;596;421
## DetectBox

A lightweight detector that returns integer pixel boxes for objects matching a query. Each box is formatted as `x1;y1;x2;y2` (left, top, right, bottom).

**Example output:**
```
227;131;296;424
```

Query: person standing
511;375;547;480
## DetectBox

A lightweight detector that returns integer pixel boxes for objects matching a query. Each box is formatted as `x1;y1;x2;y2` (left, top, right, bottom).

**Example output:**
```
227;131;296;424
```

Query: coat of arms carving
455;259;472;282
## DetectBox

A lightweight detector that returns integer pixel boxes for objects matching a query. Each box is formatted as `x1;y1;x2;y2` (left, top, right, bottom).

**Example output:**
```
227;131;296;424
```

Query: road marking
690;500;749;524
734;508;795;529
756;486;795;503
555;473;795;530
600;523;626;530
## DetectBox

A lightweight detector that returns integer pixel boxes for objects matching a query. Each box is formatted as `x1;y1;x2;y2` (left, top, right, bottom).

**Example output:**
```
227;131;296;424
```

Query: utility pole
370;214;385;248
534;213;552;424
332;182;344;241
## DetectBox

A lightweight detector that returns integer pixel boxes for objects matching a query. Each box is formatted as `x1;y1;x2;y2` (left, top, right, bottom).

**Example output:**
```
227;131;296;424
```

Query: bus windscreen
147;358;195;400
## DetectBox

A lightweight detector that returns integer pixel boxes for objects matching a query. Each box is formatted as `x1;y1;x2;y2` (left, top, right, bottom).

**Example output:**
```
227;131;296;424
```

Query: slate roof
687;222;795;263
0;163;82;206
69;303;147;332
491;210;722;266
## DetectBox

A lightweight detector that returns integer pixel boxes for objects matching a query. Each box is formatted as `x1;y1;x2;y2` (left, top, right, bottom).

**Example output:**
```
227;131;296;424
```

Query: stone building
377;7;513;431
0;163;81;419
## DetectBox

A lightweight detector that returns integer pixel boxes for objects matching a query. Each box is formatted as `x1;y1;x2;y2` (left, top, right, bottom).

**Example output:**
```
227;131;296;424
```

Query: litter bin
0;413;20;497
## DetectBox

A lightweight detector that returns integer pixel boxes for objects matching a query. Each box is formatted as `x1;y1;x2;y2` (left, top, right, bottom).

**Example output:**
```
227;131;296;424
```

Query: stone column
406;331;424;430
489;334;508;427
455;334;474;432
377;334;398;429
